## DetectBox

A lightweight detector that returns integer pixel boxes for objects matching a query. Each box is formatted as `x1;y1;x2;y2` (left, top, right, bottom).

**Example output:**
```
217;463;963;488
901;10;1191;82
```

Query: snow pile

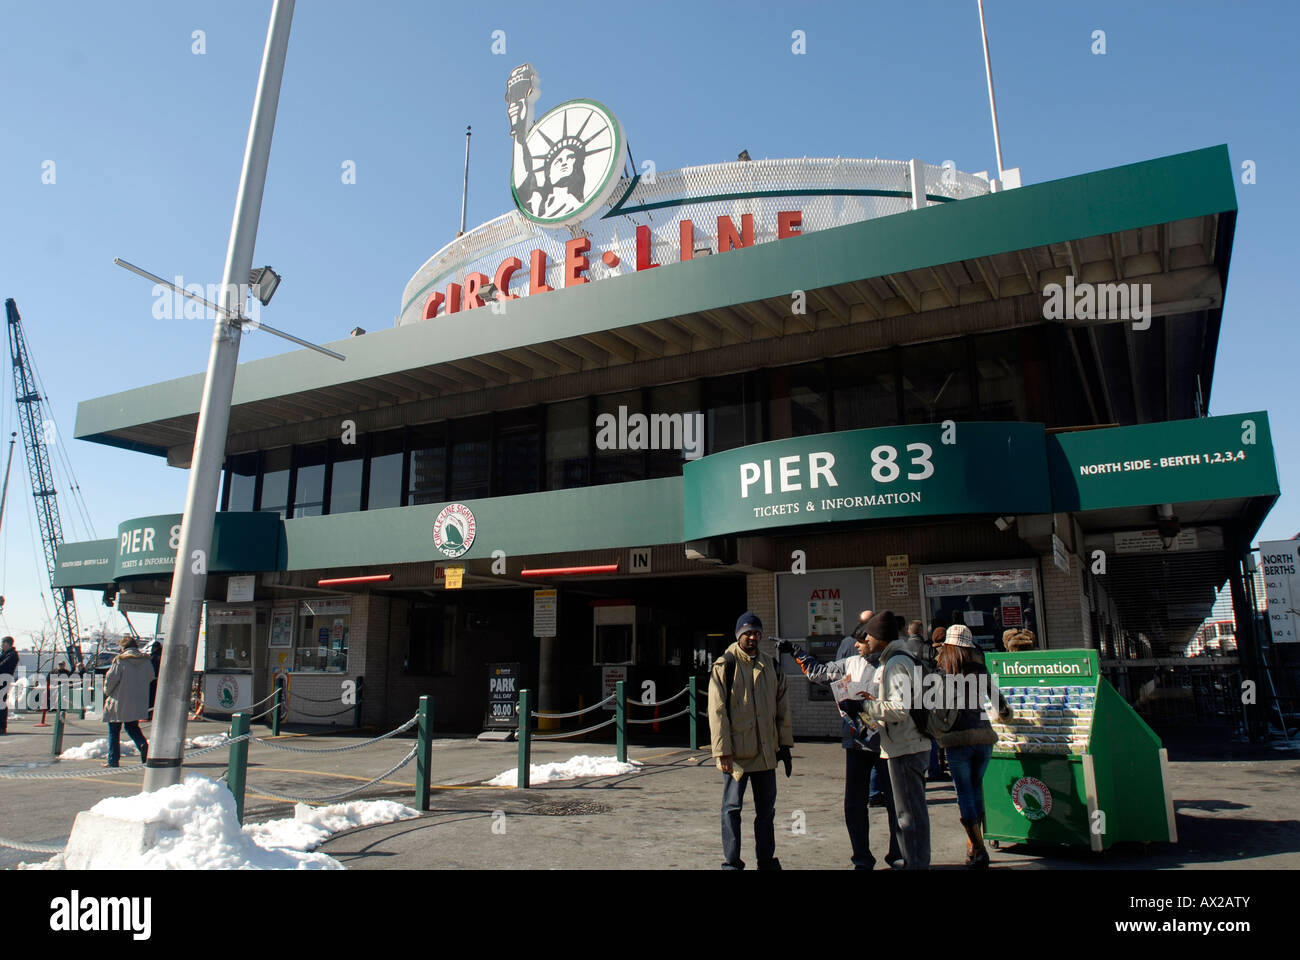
29;776;418;870
485;754;640;786
60;738;140;761
245;800;419;852
59;732;228;760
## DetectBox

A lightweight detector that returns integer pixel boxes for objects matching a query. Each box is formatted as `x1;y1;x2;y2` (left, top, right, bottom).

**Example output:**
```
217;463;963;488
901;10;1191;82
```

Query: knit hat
735;611;763;639
944;624;977;648
865;610;898;644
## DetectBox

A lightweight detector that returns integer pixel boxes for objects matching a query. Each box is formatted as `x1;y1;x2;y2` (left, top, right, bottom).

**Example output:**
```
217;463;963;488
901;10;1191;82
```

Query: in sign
629;548;651;572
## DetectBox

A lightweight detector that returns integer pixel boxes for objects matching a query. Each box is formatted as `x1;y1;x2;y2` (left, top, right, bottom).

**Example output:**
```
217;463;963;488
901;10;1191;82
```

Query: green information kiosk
982;649;1177;852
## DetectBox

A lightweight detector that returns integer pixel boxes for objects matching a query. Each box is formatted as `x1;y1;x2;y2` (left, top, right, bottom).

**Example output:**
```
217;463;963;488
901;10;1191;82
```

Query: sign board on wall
1114;529;1200;554
806;592;844;636
1260;540;1300;644
203;672;252;713
1052;535;1070;574
486;662;520;728
775;567;874;648
889;569;909;597
533;589;557;638
601;666;627;710
227;575;256;603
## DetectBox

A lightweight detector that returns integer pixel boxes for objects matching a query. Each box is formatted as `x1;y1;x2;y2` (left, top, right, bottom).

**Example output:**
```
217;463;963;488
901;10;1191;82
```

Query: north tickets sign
1047;412;1279;512
682;422;1051;541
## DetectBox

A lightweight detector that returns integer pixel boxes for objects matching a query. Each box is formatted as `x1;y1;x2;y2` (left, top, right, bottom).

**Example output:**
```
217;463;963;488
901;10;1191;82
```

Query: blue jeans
721;770;777;869
107;721;148;767
946;744;993;821
928;739;943;777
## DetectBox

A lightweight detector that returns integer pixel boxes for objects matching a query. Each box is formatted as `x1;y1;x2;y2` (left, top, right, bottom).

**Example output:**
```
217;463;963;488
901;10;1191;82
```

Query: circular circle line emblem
511;98;624;228
433;503;477;559
1011;776;1053;821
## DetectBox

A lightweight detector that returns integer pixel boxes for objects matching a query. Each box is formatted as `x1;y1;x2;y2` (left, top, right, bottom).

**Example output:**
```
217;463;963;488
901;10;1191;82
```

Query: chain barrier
626;706;691;725
250;714;418;754
289;693;348;704
627;686;689;709
531;693;616;720
244;690;281;710
532;716;616;741
246;703;280;722
0;734;252;780
244;747;418;805
0;835;64;854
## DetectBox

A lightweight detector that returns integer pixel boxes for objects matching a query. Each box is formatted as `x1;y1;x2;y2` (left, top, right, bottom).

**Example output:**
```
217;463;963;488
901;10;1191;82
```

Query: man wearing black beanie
708;610;793;870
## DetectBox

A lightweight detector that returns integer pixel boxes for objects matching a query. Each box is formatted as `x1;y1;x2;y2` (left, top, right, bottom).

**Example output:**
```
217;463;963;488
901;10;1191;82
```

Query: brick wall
1039;550;1092;649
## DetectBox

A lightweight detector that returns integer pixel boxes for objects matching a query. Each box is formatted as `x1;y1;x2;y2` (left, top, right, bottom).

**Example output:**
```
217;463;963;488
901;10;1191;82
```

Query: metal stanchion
228;713;250;824
516;689;531;789
415;695;433;811
615;680;627;764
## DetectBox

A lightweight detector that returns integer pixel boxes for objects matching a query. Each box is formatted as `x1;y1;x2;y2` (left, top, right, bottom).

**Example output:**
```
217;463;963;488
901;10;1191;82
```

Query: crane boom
4;299;82;669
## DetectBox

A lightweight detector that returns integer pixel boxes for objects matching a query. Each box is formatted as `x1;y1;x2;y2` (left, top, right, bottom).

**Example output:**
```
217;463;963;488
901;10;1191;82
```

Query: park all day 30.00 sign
682;422;1051;541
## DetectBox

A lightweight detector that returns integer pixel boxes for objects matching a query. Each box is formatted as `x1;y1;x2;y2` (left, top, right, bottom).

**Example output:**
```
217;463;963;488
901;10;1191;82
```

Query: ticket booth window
920;563;1043;651
206;605;257;670
294;600;351;672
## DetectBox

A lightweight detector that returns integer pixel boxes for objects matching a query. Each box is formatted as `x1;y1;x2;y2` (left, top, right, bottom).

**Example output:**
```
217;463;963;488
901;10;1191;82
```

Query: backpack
884;649;960;740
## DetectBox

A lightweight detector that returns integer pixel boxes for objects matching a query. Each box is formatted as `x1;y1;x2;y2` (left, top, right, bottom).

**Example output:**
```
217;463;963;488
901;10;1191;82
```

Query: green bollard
228;713;251;824
615;680;627;764
51;708;65;757
517;689;531;789
415;695;433;811
688;676;698;751
78;673;86;721
271;684;282;737
354;676;364;729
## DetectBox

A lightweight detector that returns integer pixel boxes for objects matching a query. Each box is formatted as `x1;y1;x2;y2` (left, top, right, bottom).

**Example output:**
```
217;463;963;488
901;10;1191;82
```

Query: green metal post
77;673;85;720
517;688;531;789
271;684;281;737
615;680;627;763
51;708;65;757
688;676;698;750
353;676;364;729
228;713;251;824
415;695;433;811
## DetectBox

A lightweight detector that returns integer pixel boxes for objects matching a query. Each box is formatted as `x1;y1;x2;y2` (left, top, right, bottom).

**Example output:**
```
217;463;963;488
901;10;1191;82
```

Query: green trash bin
982;649;1177;852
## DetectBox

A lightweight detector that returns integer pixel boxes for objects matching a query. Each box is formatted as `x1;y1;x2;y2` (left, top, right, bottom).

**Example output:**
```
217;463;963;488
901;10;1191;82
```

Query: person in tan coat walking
709;611;793;870
103;637;154;767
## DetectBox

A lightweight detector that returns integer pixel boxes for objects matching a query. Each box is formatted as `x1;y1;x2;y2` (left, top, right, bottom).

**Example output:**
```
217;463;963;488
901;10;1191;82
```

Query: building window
901;338;973;424
832;350;899;430
494;408;542;496
449;415;491;500
292;443;327;518
407;423;447;506
920;563;1043;652
367;429;404;511
225;453;258;512
974;330;1029;421
259;447;292;518
647;381;702;478
593;606;635;665
546;398;589;490
768;362;829;440
406;603;455;675
703;373;759;454
206;605;256;670
328;438;364;514
294;600;351;673
593;391;645;485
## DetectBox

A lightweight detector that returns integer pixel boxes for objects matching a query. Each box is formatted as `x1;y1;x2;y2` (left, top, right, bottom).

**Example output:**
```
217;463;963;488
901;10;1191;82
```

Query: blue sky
0;0;1295;642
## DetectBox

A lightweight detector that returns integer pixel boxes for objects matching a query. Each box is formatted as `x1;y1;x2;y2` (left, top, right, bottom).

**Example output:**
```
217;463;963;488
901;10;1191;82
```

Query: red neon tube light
316;574;393;586
520;563;619;577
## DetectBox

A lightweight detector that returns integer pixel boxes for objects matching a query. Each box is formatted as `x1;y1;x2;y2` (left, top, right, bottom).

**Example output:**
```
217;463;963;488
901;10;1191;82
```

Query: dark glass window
593;391;645;485
975;331;1029;421
449;416;491;500
900;339;972;424
832;351;899;430
367;430;404;511
292;444;327;518
405;603;456;675
648;381;702;478
546;398;589;490
703;373;759;453
328;438;364;514
259;447;292;518
225;453;258;512
407;423;446;506
768;362;829;440
494;408;541;496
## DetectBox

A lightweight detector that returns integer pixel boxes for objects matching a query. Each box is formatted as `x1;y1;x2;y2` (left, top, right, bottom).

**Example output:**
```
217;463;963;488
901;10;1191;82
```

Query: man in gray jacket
103;637;154;767
857;611;932;869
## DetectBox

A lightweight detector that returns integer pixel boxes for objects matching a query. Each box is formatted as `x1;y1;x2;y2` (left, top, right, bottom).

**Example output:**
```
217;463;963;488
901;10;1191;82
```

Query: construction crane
4;298;83;670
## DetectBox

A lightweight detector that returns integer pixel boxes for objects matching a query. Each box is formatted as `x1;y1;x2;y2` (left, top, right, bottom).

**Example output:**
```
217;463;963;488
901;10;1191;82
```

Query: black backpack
884;649;960;740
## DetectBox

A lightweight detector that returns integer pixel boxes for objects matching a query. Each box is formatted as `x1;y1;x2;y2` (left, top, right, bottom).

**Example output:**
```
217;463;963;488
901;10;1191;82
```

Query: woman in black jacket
935;625;1012;868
